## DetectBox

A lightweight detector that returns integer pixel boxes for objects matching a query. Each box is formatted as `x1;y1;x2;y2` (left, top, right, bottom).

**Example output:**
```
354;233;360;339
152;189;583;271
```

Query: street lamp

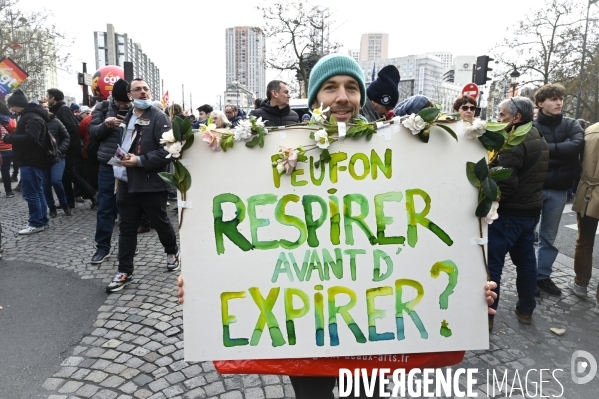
509;68;520;97
576;0;599;119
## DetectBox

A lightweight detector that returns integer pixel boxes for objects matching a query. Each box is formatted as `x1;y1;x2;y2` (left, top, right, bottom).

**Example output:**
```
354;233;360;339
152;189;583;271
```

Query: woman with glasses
211;110;231;129
453;95;477;123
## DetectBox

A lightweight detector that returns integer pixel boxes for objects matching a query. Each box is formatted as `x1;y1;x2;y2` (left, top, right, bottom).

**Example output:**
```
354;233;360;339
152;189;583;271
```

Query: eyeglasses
130;86;151;92
461;105;476;111
510;98;522;117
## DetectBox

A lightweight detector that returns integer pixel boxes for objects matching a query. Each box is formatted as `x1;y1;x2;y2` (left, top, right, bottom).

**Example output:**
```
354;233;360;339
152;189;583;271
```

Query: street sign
83;73;92;86
462;83;479;99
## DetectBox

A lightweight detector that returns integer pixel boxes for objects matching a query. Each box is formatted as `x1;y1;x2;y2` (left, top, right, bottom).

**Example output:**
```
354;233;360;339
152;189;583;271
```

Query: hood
21;103;50;122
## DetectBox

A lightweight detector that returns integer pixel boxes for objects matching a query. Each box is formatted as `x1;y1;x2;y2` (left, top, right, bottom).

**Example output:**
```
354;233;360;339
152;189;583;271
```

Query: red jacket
79;114;93;158
0;118;16;151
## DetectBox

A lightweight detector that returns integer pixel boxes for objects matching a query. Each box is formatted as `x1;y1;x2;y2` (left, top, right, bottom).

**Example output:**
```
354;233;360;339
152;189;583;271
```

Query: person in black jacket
47;88;97;209
533;84;584;296
87;79;132;264
488;97;549;331
41;101;71;217
105;78;179;293
3;89;52;235
250;80;299;126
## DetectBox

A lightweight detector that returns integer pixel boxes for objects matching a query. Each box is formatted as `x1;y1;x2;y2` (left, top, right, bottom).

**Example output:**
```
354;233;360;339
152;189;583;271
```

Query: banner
180;121;490;362
0;57;28;97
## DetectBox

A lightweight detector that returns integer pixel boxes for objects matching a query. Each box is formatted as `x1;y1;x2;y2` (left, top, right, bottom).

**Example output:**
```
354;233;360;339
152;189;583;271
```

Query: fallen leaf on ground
550;327;566;336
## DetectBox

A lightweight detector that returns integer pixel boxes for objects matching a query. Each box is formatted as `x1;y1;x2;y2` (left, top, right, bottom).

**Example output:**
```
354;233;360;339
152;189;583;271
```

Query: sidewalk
1;192;598;399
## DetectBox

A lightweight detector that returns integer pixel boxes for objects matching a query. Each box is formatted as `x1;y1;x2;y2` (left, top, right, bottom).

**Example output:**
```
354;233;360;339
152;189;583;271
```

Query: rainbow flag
0;57;28;97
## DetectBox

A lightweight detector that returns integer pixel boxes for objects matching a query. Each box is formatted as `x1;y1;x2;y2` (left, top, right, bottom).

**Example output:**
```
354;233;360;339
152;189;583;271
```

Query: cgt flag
0;57;28;97
162;91;170;108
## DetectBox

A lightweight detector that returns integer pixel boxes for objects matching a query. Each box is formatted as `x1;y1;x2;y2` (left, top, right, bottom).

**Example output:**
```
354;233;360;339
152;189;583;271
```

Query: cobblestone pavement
1;191;598;399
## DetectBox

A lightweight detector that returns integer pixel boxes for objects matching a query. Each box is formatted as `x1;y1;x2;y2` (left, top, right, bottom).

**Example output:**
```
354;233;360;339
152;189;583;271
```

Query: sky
14;0;551;112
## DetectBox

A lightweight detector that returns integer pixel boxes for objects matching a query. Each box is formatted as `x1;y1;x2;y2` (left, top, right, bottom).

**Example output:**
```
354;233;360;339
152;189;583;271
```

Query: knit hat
308;54;366;109
112;79;130;102
367;65;400;108
0;101;10;116
394;95;430;117
302;113;311;121
70;102;80;111
7;89;28;108
80;106;91;113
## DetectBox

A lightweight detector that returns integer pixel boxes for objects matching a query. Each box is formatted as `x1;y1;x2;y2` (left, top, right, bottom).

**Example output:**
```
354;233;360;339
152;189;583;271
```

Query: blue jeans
20;166;48;228
537;189;567;280
488;214;539;317
43;158;67;207
1;150;13;194
95;163;118;254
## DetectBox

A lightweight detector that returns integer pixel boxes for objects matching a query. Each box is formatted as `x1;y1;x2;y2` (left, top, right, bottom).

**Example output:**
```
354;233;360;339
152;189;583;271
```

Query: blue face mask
133;99;153;109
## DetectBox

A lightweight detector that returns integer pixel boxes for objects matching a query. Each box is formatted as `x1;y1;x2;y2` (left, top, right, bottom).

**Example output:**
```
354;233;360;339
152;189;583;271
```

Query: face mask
133;98;153;109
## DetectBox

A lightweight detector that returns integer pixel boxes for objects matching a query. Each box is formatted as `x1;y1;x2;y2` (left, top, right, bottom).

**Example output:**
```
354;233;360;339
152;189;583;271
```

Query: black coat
249;100;299;127
492;124;549;217
49;100;81;154
47;116;70;157
88;99;124;164
2;104;50;168
534;110;584;190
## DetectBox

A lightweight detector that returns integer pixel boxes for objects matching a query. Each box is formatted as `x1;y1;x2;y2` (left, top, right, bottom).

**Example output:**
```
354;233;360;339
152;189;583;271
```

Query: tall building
359;33;388;61
225;26;266;100
93;24;161;96
429;52;453;72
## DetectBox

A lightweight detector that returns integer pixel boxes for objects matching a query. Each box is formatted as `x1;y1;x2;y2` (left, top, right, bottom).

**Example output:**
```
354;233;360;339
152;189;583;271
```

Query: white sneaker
568;280;588;298
18;226;44;235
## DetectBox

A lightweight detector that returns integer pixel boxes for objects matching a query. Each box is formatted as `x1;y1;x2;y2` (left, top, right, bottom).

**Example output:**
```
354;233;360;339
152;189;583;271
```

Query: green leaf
475;197;494;218
346;126;359;137
489;167;513;180
466;162;481;187
507;134;526;146
366;130;374;141
245;135;260;147
309;131;315;140
329;115;337;125
320;149;331;163
182;169;192;192
314;160;321;169
418;107;441;123
500;130;509;141
436;123;458;142
474;157;489;181
174;162;188;184
417;131;430;143
478;131;505;151
182;134;195;151
486;121;510;132
481;177;498;200
172;118;182;142
513;121;532;137
158;172;178;188
496;186;502;201
258;134;265;148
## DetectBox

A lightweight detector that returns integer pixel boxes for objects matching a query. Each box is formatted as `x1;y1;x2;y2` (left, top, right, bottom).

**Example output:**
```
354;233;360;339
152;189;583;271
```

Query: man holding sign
179;54;498;399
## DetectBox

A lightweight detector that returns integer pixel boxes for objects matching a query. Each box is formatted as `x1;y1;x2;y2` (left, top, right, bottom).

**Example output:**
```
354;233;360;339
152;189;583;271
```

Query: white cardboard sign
181;121;490;361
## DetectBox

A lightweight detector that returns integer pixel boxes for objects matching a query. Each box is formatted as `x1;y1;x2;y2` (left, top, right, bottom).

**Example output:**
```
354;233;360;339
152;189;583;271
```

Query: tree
0;0;72;100
257;1;341;98
492;0;585;86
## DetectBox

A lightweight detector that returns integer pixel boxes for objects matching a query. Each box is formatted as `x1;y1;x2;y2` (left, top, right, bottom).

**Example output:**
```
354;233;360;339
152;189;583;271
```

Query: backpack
86;100;110;161
40;124;60;166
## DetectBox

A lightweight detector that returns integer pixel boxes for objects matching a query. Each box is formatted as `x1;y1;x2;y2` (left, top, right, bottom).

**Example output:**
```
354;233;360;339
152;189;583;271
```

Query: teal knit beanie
308;54;366;110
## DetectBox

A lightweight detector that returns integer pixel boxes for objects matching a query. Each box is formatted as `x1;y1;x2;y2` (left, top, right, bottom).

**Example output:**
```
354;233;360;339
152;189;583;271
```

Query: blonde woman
211;110;231;128
167;104;186;122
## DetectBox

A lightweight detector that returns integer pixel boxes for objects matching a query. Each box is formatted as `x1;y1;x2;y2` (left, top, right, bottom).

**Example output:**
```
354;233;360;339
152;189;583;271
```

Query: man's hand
118;153;138;167
486;281;498;315
105;116;122;129
177;276;184;304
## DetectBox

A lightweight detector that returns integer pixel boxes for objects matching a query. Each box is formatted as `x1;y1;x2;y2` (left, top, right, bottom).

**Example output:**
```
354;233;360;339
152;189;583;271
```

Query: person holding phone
87;79;133;264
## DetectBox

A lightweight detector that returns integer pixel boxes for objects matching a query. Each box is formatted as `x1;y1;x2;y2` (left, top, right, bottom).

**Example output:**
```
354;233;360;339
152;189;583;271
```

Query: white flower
311;103;330;123
313;129;330;149
485;201;500;224
464;119;487;139
254;116;267;127
233;119;253;141
160;130;176;144
165;141;184;158
402;113;427;135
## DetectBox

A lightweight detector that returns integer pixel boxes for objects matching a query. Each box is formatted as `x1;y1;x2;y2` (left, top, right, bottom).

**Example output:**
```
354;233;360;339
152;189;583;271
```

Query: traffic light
474;55;493;85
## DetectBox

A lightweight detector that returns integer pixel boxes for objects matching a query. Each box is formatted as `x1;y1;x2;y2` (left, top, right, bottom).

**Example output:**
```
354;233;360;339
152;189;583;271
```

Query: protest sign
180;121;490;361
0;57;28;97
